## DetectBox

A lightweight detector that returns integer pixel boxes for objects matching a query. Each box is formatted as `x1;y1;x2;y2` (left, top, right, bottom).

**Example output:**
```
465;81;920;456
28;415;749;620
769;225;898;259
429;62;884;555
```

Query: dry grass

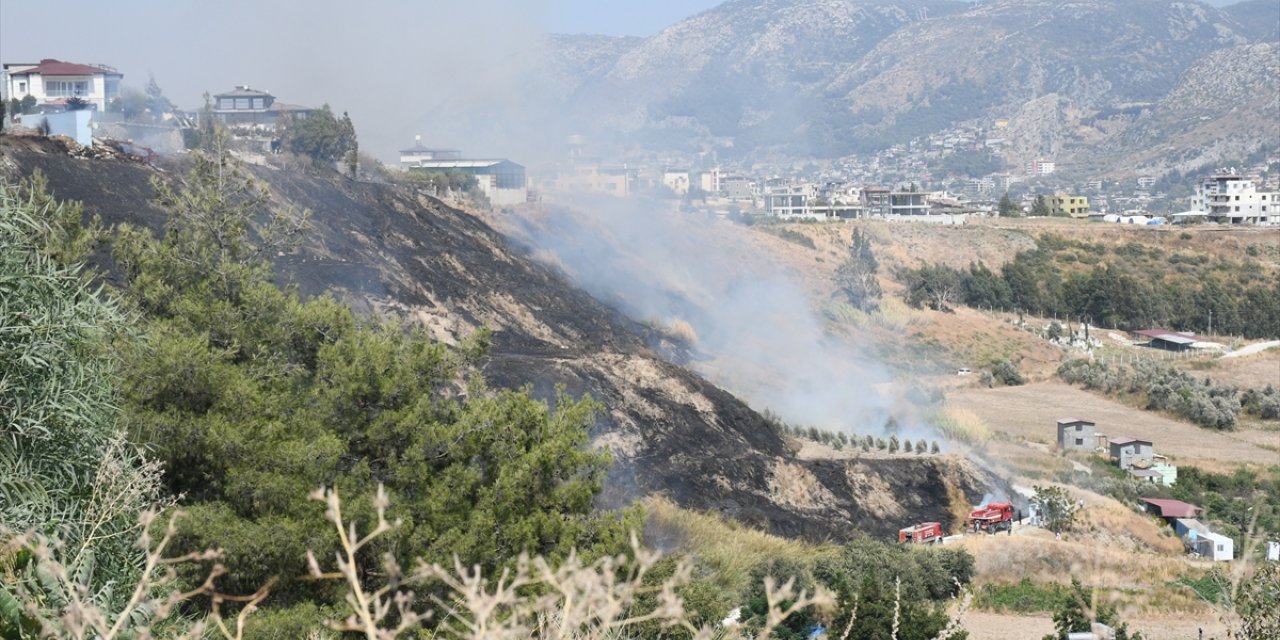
643;495;835;596
948;382;1279;468
930;407;994;446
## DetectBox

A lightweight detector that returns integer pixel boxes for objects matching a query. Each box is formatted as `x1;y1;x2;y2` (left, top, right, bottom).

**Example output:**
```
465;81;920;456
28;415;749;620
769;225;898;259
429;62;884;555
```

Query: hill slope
0;136;1004;541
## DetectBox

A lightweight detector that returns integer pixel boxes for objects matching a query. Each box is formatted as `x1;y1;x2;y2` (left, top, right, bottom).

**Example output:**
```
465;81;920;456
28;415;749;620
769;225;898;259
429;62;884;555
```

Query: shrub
990;359;1024;386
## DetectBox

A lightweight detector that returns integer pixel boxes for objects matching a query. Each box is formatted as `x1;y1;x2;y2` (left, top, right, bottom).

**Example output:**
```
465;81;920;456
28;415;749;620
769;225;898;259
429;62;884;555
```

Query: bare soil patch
948;382;1279;468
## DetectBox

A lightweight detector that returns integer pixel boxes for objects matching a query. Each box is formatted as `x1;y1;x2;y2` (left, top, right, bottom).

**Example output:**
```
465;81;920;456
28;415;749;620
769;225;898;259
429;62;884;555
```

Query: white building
3;59;122;111
400;137;461;168
1189;174;1277;225
662;169;690;195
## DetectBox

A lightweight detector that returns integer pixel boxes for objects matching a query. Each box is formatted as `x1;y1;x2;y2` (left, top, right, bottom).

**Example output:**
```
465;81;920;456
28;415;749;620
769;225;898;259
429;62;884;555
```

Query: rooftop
7;59;121;77
1057;418;1094;425
214;85;274;99
1109;437;1151;446
408;159;520;169
1134;329;1201;342
1142;498;1200;519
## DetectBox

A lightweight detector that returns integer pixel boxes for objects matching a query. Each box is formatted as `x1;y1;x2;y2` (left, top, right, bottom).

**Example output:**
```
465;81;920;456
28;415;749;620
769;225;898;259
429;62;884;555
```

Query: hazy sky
0;0;717;161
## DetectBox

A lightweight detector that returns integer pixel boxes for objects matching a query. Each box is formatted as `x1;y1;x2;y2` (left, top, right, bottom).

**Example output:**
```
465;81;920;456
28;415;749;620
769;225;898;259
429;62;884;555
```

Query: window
1075;438;1084;446
220;98;234;109
1075;425;1082;431
44;80;90;97
235;98;250;109
18;81;26;93
252;98;264;109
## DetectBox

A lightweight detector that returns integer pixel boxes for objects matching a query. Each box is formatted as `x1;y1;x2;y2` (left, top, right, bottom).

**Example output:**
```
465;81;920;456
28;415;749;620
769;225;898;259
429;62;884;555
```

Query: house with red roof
4;59;123;111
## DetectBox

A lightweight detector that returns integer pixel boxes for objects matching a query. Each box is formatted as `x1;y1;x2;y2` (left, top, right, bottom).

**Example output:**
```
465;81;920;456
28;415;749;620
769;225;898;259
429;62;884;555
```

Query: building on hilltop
1188;173;1277;225
3;59;122;111
210;86;314;129
1109;436;1154;470
1046;193;1090;218
410;157;528;207
400;137;461;168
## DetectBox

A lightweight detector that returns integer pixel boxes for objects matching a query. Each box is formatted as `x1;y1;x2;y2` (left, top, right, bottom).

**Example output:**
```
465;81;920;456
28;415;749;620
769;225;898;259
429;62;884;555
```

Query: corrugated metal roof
1057;418;1092;425
1142;498;1200;518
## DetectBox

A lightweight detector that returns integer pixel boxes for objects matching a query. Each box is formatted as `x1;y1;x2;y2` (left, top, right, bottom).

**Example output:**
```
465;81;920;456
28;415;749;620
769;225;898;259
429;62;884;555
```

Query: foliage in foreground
0;180;167;627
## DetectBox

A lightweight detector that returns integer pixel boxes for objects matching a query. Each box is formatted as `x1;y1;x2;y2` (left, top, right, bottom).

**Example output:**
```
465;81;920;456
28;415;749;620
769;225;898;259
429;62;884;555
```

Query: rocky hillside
0;136;1006;541
546;0;1268;165
1079;41;1280;178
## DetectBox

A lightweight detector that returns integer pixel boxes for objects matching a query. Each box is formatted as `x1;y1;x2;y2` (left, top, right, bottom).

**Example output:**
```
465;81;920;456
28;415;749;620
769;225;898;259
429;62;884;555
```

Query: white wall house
1189;174;1277;225
3;59;122;111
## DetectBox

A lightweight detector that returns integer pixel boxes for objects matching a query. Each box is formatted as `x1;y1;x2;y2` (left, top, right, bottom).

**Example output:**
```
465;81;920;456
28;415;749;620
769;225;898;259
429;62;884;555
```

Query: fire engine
898;522;944;544
968;502;1015;533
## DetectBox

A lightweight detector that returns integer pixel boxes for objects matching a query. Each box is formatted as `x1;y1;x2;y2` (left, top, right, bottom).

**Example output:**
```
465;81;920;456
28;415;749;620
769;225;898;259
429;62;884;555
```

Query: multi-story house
3;59;122;111
1189;174;1277;225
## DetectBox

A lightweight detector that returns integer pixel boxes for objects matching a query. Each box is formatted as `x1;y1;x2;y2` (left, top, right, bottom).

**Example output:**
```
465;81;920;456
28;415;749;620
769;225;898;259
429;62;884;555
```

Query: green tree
836;228;882;311
1033;486;1079;534
279;104;358;164
1031;195;1051;217
111;145;636;613
64;96;91;111
990;359;1024;386
998;193;1020;217
1042;578;1144;640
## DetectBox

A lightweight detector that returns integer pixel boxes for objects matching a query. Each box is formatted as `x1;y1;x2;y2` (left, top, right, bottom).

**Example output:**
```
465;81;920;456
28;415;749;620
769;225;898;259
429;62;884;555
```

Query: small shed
1056;418;1096;452
1194;532;1234;562
1109;437;1154;470
1127;468;1162;483
1142;498;1200;526
1132;329;1199;352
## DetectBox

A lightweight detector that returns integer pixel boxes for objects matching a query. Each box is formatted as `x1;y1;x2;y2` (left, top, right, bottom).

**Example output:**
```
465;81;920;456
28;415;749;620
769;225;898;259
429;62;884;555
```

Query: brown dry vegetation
948;382;1280;469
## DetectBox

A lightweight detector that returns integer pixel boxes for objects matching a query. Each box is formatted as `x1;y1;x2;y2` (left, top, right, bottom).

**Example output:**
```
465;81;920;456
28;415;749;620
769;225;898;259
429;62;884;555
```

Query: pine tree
836;228;882;311
998;192;1020;217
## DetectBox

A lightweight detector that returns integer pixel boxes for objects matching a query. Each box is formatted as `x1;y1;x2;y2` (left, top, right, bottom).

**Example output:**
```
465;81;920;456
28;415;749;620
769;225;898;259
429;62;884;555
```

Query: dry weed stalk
5;510;271;640
305;484;835;640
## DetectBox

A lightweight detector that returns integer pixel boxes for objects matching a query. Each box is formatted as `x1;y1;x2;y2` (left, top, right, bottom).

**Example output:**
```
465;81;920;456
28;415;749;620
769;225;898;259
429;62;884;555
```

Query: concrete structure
662;169;690;195
1175;519;1233;561
889;191;930;216
1109;437;1154;470
1056;418;1096;452
41;109;94;146
410;159;528;206
210;86;314;129
721;175;754;201
1046;194;1090;218
4;59;122;111
544;162;632;197
1027;159;1056;176
764;186;820;220
860;186;891;217
1189;174;1277;225
693;167;721;194
1151;459;1178;487
400;138;461;167
1267;540;1279;562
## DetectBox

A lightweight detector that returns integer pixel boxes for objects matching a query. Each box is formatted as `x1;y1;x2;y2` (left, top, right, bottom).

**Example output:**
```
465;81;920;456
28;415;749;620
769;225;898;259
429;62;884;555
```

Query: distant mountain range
543;0;1279;177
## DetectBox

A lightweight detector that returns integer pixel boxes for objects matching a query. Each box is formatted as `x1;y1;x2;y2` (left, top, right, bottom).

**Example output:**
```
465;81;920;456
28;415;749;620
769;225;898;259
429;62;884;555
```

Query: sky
0;0;718;161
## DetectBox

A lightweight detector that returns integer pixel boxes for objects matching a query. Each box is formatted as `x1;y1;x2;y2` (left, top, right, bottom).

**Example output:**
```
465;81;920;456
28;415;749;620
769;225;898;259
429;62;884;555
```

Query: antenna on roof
415;134;421;142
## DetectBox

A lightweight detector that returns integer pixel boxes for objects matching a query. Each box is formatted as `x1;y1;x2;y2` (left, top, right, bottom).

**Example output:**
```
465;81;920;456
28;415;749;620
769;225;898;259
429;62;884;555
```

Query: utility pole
1208;309;1213;336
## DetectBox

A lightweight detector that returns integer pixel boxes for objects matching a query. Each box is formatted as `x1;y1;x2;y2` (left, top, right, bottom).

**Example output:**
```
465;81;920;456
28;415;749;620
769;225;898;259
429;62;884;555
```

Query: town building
1109;437;1154;470
400;137;461;167
210;86;314;129
764;185;819;219
1026;159;1056;176
721;176;755;201
543;162;632;197
410;158;528;206
1056;418;1096;452
889;191;930;216
1046;194;1090;218
662;169;690;195
1188;174;1277;225
3;59;122;111
860;187;891;217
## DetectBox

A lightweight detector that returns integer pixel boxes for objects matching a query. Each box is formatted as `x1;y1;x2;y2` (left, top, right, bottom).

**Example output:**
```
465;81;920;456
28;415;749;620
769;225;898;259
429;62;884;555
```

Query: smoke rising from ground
505;195;925;435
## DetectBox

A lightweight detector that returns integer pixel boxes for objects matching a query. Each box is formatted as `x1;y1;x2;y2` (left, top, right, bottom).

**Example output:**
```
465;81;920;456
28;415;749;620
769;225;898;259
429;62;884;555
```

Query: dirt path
961;611;1228;639
1221;340;1280;359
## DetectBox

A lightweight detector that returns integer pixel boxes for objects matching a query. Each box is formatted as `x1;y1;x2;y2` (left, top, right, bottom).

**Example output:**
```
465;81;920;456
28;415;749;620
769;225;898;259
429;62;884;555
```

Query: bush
990;359;1024;386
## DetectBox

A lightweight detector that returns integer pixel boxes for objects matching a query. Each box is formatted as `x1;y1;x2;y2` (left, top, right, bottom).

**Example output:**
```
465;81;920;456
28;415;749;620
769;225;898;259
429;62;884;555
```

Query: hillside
0;135;1006;542
546;0;1259;164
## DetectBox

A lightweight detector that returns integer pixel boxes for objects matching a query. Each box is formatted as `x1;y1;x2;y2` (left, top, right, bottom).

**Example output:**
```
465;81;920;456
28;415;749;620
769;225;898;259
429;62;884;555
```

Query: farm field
948;382;1280;470
961;611;1228;640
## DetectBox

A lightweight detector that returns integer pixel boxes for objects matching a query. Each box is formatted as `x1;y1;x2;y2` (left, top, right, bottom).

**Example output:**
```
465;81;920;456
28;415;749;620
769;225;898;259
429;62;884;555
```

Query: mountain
0;136;1005;541
546;0;1259;162
1078;41;1280;178
1223;0;1280;42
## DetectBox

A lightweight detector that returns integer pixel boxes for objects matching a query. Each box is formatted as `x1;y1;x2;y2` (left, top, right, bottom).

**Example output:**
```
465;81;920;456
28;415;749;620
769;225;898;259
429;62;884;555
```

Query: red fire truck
968;502;1015;533
898;522;945;544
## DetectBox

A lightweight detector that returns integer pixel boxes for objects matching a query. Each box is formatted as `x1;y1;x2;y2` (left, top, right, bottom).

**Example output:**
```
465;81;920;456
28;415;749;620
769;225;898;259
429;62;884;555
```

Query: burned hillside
0;136;1006;540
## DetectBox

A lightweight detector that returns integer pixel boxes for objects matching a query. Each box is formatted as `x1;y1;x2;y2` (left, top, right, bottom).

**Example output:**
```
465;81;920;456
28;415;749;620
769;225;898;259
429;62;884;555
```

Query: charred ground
0;136;1005;541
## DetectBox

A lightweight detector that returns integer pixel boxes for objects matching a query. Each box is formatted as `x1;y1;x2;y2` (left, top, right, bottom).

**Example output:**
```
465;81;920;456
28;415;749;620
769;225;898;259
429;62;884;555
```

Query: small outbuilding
1194;531;1234;562
1109;437;1154;470
1143;498;1200;526
1056;418;1096;452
